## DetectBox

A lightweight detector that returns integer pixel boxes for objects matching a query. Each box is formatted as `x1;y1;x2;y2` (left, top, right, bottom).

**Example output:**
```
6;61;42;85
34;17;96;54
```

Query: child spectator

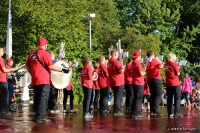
182;73;193;109
190;89;198;108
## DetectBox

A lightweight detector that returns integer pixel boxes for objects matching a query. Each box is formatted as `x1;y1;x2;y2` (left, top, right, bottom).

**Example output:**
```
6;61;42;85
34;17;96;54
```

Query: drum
51;60;72;89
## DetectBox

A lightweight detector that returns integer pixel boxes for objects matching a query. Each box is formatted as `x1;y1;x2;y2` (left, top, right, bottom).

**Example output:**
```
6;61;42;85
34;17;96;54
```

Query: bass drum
51;60;72;89
18;69;31;87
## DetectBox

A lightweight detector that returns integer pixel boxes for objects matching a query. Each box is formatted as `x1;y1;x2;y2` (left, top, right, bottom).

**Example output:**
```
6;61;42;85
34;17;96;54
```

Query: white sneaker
50;109;60;114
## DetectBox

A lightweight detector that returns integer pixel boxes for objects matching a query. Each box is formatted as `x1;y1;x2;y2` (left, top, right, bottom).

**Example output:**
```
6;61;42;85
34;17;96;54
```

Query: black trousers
82;86;92;114
112;85;124;113
63;89;74;110
8;83;14;103
131;84;144;116
99;87;109;111
33;84;50;119
125;84;134;111
148;78;162;113
94;90;100;109
48;86;58;110
0;82;9;113
166;86;181;116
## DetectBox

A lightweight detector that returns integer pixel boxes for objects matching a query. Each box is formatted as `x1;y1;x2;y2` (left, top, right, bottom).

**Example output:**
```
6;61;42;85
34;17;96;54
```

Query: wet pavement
0;104;200;133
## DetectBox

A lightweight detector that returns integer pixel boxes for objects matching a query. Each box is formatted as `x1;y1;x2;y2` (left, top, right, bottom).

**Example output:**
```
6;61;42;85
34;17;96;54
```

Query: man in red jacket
107;49;124;116
26;38;69;122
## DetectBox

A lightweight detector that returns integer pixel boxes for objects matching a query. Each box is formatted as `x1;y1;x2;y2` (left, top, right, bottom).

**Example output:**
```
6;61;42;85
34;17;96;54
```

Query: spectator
181;73;193;109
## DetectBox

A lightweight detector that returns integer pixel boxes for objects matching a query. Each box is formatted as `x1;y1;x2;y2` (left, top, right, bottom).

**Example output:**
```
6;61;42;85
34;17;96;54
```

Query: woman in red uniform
164;53;183;118
0;48;17;116
98;56;109;114
81;57;93;118
90;62;100;111
146;51;163;116
124;57;133;112
130;51;146;118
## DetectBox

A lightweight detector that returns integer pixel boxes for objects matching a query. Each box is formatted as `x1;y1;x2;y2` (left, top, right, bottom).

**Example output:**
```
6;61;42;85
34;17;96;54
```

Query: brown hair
147;51;154;58
94;62;100;69
127;57;132;64
111;49;118;56
99;55;105;62
61;58;69;63
82;57;91;65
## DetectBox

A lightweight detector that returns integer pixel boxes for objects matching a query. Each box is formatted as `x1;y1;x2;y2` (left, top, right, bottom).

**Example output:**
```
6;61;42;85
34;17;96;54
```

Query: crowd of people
1;37;200;122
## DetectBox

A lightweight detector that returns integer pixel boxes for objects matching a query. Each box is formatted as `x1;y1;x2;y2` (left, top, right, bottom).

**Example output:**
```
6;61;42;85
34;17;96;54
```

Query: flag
6;0;12;58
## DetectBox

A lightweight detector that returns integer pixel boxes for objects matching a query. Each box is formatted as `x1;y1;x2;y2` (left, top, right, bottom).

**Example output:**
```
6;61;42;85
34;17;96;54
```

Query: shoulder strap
30;50;49;72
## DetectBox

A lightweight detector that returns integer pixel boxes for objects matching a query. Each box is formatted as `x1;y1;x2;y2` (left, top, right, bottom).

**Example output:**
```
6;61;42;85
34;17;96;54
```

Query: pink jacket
182;77;193;95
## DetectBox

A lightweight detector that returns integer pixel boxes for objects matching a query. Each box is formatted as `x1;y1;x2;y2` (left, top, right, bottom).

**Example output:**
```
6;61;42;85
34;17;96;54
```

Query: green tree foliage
0;0;200;103
121;27;160;57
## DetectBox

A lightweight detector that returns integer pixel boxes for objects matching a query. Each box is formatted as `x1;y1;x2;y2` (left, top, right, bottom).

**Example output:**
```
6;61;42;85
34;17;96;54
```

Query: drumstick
15;63;21;68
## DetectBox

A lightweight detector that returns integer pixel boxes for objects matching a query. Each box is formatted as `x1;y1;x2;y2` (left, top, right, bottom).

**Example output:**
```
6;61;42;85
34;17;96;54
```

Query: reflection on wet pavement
0;104;200;133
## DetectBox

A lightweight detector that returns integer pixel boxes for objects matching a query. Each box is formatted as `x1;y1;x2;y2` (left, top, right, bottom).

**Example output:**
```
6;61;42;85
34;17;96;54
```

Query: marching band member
47;51;60;113
0;48;17;116
107;49;124;116
81;57;93;118
26;38;69;122
164;53;183;118
63;82;77;114
141;77;150;111
98;56;109;114
130;50;146;118
5;58;15;104
124;57;133;112
146;51;163;116
90;62;100;111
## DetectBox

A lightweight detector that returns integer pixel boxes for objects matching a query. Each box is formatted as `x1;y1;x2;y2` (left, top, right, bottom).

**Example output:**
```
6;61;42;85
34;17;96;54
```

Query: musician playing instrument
130;51;146;118
164;53;183;118
26;38;69;122
146;51;163;116
47;51;60;113
0;48;17;116
61;58;77;114
107;49;124;116
98;56;109;114
5;58;16;104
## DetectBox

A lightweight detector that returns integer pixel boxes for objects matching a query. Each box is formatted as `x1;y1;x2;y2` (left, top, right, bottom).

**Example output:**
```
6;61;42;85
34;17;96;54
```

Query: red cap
132;51;142;59
37;38;49;46
7;58;13;63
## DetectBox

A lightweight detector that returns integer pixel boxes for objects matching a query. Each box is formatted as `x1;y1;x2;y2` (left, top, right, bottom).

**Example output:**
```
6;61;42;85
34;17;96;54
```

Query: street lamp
89;13;95;56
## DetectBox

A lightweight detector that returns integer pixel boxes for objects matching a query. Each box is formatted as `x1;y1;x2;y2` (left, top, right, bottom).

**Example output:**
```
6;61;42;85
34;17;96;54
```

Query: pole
89;19;92;57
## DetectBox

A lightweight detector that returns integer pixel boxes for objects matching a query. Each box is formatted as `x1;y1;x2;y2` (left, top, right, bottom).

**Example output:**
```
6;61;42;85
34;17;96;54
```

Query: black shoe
126;109;131;113
173;114;183;118
70;111;78;115
36;118;51;122
153;112;163;116
94;108;100;111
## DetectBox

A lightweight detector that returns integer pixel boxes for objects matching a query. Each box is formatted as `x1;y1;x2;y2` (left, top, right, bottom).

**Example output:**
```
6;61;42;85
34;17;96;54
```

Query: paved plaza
0;104;200;133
